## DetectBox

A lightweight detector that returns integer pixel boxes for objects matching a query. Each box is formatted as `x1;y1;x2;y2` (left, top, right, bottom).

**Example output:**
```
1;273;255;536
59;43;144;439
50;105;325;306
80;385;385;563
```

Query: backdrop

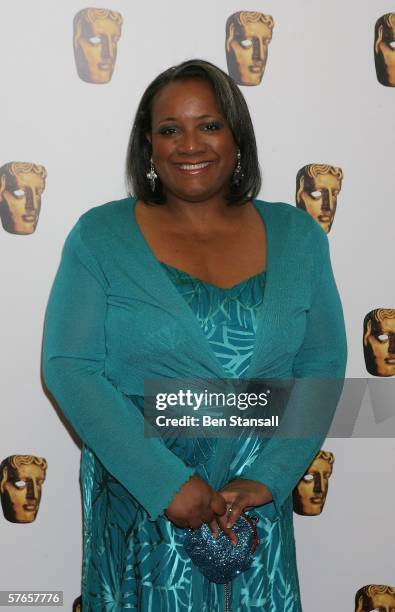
1;1;394;610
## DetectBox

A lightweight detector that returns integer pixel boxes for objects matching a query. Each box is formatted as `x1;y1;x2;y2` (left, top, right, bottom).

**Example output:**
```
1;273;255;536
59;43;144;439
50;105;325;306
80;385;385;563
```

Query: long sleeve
42;221;195;521
239;227;347;517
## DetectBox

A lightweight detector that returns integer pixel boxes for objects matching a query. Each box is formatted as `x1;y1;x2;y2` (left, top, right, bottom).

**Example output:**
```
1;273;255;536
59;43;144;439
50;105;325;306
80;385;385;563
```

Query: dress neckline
128;195;273;380
159;259;266;292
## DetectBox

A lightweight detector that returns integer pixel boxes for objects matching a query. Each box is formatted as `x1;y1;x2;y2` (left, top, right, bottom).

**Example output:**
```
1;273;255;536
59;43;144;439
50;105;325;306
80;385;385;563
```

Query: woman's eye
159;127;178;135
202;122;222;131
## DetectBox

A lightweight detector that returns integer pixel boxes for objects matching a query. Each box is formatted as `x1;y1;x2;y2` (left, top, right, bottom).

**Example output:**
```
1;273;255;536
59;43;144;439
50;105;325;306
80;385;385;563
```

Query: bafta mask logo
374;13;395;87
225;11;274;86
0;455;47;523
355;584;395;612
73;8;123;84
296;164;343;233
293;451;334;516
363;309;395;377
0;162;47;235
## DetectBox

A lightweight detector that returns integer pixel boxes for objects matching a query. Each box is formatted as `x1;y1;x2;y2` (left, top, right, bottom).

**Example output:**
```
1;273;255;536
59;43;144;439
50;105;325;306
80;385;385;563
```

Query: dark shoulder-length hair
125;58;261;205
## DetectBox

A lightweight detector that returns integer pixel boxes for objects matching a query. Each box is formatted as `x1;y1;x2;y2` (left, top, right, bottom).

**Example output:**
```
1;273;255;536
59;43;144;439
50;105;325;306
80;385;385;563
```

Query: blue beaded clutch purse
183;513;259;584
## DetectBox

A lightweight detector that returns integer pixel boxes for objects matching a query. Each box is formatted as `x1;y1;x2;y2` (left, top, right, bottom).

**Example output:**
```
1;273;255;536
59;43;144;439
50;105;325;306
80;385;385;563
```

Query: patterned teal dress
80;262;302;611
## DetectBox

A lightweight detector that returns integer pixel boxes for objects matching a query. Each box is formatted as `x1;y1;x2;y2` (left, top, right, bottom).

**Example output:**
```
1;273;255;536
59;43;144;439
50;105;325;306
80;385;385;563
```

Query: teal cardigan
42;197;347;520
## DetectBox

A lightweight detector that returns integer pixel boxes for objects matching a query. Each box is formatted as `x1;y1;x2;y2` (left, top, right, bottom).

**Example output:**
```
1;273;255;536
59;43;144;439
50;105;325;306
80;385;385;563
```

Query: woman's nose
176;130;206;155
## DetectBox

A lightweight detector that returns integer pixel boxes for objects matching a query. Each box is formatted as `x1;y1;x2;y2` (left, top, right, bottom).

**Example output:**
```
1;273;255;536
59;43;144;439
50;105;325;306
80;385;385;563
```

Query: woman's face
146;78;238;203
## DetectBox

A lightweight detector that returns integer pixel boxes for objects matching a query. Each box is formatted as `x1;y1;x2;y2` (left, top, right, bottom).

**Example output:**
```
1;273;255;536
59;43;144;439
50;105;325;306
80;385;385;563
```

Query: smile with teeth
177;162;212;170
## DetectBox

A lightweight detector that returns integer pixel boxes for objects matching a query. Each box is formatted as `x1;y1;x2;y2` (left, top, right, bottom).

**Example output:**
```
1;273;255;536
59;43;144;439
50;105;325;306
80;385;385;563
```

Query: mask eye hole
12;189;25;198
377;333;389;342
310;191;322;199
13;480;27;489
240;39;253;48
389;40;395;49
303;474;314;482
88;36;101;45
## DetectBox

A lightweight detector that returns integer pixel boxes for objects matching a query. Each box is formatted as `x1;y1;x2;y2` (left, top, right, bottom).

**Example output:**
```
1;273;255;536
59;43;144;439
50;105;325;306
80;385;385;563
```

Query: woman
42;59;347;611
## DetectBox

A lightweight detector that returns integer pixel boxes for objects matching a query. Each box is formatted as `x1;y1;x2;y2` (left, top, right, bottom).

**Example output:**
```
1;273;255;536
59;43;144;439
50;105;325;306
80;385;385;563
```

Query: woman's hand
165;474;227;530
216;478;273;529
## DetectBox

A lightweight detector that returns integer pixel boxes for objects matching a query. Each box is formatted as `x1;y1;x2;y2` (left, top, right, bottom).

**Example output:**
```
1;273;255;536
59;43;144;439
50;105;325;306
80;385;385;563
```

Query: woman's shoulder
63;196;134;256
78;196;133;229
254;198;327;242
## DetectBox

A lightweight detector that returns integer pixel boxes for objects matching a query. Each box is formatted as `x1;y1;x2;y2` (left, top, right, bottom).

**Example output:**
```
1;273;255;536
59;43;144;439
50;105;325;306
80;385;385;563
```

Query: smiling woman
144;79;239;204
126;59;261;207
127;62;265;288
42;59;347;611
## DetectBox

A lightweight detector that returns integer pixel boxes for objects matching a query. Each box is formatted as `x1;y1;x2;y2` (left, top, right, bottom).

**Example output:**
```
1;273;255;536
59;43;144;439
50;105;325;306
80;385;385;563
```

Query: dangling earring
232;149;242;185
146;159;158;191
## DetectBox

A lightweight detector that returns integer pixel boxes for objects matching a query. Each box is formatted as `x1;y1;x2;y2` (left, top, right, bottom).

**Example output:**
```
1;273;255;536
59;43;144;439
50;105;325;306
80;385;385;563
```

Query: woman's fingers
218;489;235;504
207;517;237;545
211;491;227;516
208;518;219;538
201;508;214;524
216;512;238;545
225;500;244;529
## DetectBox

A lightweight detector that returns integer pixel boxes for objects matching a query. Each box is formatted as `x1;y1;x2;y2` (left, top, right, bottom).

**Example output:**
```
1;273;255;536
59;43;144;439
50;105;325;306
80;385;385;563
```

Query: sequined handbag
183;512;259;584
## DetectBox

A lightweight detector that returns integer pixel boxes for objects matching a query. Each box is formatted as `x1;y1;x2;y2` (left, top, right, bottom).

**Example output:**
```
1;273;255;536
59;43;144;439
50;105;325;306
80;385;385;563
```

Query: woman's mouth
175;161;214;174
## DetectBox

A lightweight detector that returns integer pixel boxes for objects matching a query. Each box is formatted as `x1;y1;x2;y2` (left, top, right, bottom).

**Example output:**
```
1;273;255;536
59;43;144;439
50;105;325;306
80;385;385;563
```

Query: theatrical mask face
72;596;82;612
1;463;46;523
369;592;395;612
364;316;395;377
74;16;121;83
356;590;395;612
375;16;395;86
369;592;395;611
0;169;45;235
293;456;333;515
226;18;272;85
296;172;341;233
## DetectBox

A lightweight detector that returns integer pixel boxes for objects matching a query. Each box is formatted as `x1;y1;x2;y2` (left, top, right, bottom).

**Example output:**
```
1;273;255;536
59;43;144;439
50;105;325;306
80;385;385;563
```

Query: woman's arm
42;220;200;521
234;226;347;520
